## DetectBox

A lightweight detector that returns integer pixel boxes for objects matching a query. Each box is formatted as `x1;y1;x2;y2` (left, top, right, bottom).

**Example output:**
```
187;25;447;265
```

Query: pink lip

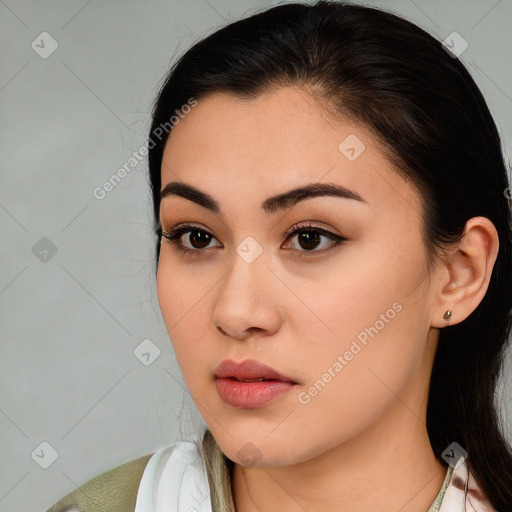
214;359;297;409
214;359;296;382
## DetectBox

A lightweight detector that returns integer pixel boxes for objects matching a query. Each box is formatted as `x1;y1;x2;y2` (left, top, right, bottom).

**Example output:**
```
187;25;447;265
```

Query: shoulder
44;442;200;512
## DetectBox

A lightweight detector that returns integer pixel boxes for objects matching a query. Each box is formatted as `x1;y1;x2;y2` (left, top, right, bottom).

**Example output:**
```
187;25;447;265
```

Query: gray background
0;0;511;510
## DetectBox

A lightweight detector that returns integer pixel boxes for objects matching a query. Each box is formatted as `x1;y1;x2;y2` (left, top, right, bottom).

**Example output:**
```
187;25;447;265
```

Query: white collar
134;441;212;512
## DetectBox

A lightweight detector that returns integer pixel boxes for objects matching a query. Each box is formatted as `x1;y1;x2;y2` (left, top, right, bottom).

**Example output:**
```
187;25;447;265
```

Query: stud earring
443;310;452;320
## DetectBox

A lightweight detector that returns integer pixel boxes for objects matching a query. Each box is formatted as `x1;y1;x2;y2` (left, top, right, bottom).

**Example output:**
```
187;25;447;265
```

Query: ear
431;216;499;328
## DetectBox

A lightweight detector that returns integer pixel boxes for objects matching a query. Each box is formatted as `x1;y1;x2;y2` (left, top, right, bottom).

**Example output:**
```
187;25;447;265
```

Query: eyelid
284;220;341;237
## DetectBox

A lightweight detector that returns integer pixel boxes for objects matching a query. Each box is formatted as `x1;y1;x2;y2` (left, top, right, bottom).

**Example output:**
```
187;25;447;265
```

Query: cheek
156;258;217;383
302;243;409;356
288;241;427;420
157;251;216;324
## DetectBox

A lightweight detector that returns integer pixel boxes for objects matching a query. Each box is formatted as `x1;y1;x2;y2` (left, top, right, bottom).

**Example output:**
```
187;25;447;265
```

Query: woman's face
157;86;442;467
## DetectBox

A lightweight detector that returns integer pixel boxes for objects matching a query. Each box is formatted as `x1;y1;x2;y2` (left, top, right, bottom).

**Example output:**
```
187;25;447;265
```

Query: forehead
160;86;423;220
164;86;366;163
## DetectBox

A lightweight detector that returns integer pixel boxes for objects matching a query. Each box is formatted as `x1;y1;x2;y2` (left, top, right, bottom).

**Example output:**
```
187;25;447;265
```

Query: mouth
214;359;298;409
214;358;297;383
224;377;279;383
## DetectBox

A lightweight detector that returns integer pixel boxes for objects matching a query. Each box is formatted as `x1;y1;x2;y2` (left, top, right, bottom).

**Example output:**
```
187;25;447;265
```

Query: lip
214;359;298;409
214;359;297;382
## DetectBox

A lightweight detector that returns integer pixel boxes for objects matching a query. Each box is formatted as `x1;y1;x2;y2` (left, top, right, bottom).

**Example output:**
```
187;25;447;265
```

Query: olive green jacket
44;453;153;512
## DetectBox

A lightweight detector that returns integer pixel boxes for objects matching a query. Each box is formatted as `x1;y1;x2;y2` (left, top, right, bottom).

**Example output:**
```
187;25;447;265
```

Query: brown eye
296;230;323;251
186;229;213;249
161;221;346;257
161;223;222;254
284;222;347;255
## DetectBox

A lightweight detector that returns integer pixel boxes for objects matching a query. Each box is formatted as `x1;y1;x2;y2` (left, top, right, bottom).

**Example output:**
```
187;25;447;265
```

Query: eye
161;223;222;254
283;221;346;255
160;221;346;257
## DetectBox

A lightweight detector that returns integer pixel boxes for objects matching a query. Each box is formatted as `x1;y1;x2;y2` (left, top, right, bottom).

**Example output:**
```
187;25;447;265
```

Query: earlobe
431;216;499;329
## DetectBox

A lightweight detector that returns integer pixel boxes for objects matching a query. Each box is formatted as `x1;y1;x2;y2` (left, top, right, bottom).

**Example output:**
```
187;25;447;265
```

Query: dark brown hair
147;2;512;509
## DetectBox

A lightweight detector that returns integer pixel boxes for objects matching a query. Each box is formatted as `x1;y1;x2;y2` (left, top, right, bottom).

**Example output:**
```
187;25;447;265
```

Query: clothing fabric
134;441;211;512
44;452;152;512
134;441;497;512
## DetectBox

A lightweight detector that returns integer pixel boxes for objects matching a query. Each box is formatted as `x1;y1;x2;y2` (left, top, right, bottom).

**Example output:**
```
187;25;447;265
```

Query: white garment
438;457;497;512
134;441;212;512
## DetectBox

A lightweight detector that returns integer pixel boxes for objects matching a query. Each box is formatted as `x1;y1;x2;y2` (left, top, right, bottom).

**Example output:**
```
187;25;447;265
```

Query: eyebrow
160;181;367;215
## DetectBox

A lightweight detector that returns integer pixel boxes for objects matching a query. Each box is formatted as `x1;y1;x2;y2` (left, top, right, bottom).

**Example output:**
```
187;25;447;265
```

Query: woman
45;1;512;511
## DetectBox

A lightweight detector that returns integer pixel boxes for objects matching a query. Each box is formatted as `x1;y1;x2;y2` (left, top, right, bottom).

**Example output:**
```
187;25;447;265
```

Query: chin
213;431;311;468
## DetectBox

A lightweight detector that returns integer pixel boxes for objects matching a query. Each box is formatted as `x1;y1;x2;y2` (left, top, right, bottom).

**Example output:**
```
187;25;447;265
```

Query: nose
211;248;282;341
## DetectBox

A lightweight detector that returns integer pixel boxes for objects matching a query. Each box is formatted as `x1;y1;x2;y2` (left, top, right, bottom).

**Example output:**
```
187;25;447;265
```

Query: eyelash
160;221;347;258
